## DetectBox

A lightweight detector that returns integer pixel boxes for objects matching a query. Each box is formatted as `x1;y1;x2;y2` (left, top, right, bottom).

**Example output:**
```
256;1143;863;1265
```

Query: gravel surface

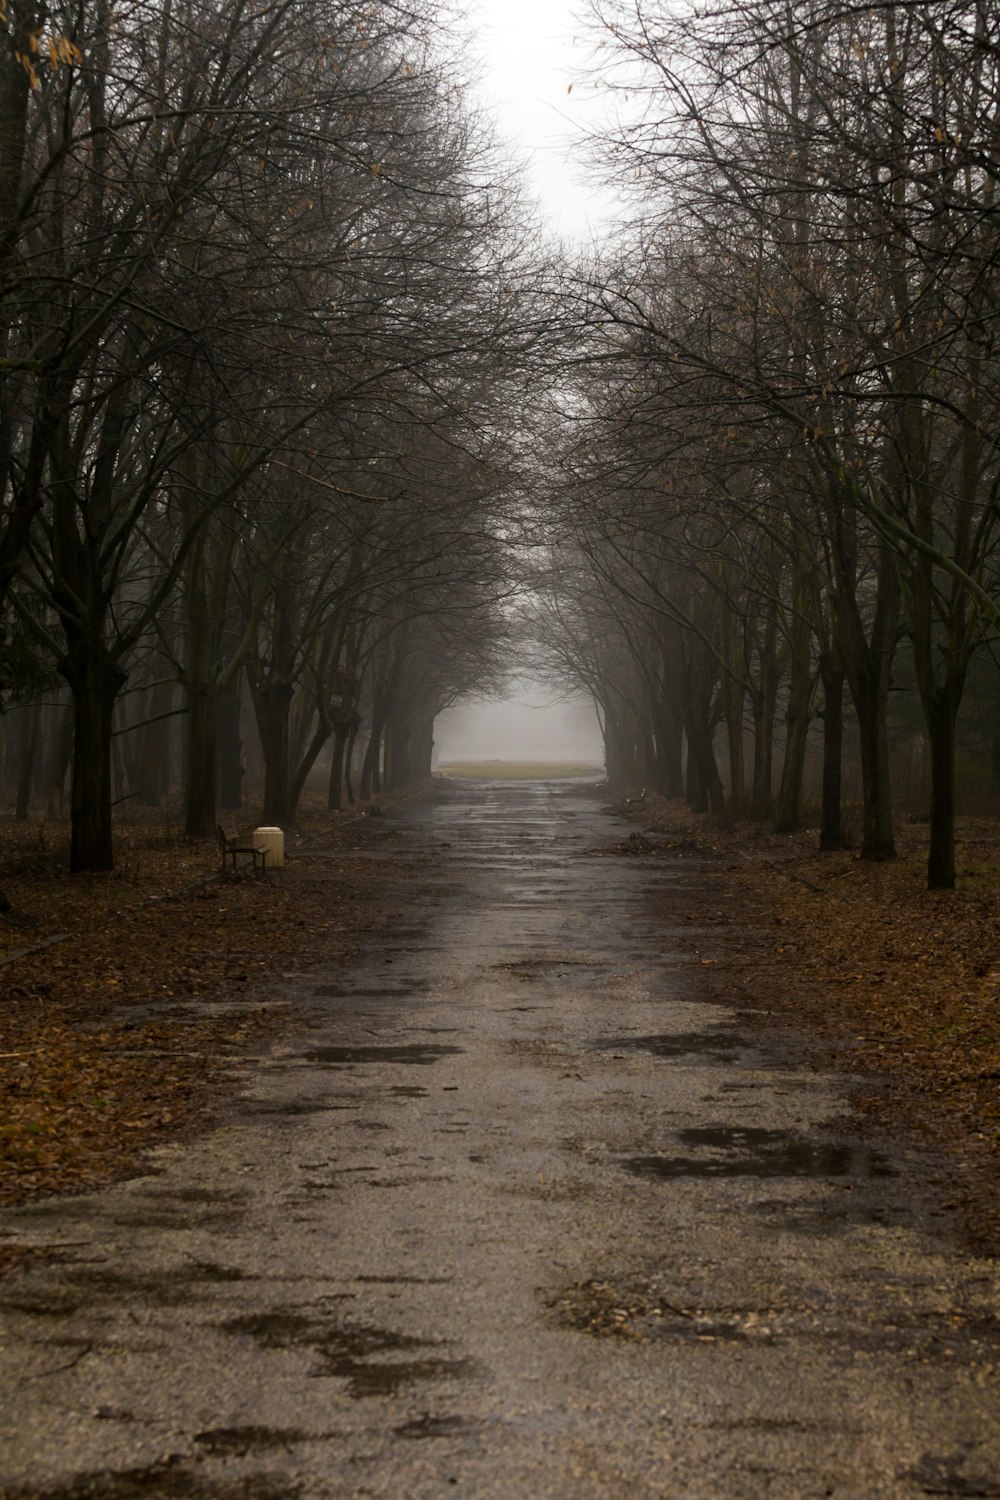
0;779;998;1498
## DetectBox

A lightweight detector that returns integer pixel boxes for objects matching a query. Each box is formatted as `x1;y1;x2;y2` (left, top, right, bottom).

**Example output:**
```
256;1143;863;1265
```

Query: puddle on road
15;1260;254;1315
622;1126;897;1181
313;985;425;1001
356;1274;452;1285
0;1456;294;1499
753;1194;898;1235
222;1310;470;1399
242;1100;349;1119
108;1206;246;1233
493;957;587;977
394;1413;478;1440
303;1044;464;1066
904;1453;1000;1497
193;1426;306;1455
592;1031;747;1061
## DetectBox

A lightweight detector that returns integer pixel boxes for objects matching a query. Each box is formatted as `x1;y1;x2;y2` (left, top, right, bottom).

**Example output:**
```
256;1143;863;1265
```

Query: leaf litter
0;804;412;1259
631;796;1000;1252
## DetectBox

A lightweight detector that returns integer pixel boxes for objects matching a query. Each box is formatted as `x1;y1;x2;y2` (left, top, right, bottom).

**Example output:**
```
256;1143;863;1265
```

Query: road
0;779;998;1499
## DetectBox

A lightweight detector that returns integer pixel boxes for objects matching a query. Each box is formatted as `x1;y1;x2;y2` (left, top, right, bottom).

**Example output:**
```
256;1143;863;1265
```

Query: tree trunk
818;656;845;852
111;699;128;804
46;703;73;818
383;707;403;790
649;705;678;797
925;692;957;891
854;672;896;861
749;598;781;820
749;695;770;820
344;722;359;805
772;582;814;833
184;685;217;837
685;720;725;815
723;687;746;820
772;705;810;834
656;710;684;798
833;535;899;861
134;679;175;807
361;720;382;799
603;706;642;791
60;640;127;872
14;701;40;820
216;684;244;812
288;714;331;817
413;714;434;780
183;525;221;835
679;633;720;814
328;728;348;812
773;664;814;834
260;682;294;825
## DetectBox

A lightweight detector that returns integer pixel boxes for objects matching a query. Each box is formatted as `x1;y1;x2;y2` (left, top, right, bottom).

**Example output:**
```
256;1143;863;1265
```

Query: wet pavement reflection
0;777;998;1499
622;1124;898;1181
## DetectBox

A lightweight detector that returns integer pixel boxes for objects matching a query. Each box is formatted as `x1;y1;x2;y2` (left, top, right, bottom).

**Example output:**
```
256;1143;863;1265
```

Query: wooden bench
216;824;268;876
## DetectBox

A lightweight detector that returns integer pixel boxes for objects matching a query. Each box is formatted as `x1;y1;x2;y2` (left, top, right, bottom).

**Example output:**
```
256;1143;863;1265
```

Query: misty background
434;681;603;764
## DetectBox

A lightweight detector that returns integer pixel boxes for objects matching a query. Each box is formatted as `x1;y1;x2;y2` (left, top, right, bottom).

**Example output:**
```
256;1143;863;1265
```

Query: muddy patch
240;1101;345;1119
24;1261;253;1312
504;1038;569;1064
903;1452;1000;1496
220;1310;470;1398
142;1186;248;1206
355;1274;452;1286
622;1126;897;1181
590;1030;747;1061
0;1456;296;1499
752;1196;896;1235
393;1414;478;1440
302;1044;463;1067
104;1205;245;1233
312;986;427;1001
493;958;586;979
193;1427;307;1456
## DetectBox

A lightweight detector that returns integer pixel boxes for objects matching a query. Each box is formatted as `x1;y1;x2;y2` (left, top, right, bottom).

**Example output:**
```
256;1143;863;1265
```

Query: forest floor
2;783;999;1268
625;795;1000;1252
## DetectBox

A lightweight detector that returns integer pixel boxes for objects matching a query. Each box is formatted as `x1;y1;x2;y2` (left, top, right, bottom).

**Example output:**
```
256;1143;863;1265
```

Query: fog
434;681;604;765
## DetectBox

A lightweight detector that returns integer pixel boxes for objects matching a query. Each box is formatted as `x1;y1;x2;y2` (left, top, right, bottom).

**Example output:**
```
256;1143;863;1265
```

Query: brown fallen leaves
0;1013;265;1202
550;1277;660;1341
637;797;1000;1250
0;805;409;1231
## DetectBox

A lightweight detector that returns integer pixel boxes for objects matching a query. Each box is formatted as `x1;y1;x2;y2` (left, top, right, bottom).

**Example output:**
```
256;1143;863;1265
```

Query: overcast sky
469;0;622;243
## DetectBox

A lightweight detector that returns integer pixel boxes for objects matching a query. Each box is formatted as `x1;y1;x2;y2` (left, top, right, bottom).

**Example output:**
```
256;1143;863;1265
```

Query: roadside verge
0;794;429;1234
624;796;1000;1253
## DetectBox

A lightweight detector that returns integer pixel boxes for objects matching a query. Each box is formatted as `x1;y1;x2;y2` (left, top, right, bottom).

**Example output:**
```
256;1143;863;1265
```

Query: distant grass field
437;759;602;781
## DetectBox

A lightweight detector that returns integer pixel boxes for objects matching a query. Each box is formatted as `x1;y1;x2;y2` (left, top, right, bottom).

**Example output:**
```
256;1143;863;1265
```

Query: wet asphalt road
0;779;998;1499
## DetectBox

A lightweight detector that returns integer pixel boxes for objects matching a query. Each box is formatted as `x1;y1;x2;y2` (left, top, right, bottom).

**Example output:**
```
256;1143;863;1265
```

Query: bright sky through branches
436;3;614;760
470;0;620;243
